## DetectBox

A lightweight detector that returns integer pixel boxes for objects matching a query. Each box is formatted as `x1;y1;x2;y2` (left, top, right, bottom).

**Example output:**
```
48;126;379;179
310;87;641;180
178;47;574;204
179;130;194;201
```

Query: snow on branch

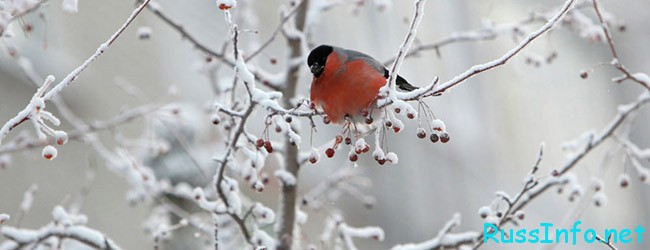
391;214;479;250
0;0;152;146
395;0;579;101
590;0;650;91
0;206;122;250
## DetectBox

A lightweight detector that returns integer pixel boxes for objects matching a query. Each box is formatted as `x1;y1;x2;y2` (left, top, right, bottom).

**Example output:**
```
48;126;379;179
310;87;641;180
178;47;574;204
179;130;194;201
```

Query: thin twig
595;234;619;250
0;0;152;144
591;0;650;91
426;0;577;98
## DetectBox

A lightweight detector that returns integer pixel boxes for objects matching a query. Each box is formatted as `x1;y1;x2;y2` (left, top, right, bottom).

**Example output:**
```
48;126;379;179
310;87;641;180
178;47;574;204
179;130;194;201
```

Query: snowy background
1;0;649;249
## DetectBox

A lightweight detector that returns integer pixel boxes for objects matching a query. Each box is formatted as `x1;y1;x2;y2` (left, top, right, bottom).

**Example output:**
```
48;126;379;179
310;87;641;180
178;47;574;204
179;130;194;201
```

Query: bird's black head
307;45;333;78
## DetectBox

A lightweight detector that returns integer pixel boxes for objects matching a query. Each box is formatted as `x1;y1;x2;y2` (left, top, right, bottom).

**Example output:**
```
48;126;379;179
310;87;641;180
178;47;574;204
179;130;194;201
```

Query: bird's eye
310;63;324;77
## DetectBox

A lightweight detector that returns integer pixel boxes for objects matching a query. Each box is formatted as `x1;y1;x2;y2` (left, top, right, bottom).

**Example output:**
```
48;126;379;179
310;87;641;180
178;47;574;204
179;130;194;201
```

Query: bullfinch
307;45;417;123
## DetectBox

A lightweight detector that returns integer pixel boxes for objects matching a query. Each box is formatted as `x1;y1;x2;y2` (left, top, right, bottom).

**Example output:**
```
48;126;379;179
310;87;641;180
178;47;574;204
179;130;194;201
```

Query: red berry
551;170;560;177
416;128;426;139
256;139;265;148
310;103;316;109
344;137;352;145
218;3;232;10
407;113;415;119
365;117;373;124
54;131;68;145
349;153;358;162
394;108;401;113
323;116;331;124
392;126;401;133
579;71;588;79
270;58;277;64
430;134;439;143
309;156;318;164
619;175;630;188
517;212;525;220
362;145;370;153
325;148;335;158
355;148;362;155
275;126;282;133
440;132;450;143
377;159;386;165
285;116;292;123
385;121;392;127
264;141;273;153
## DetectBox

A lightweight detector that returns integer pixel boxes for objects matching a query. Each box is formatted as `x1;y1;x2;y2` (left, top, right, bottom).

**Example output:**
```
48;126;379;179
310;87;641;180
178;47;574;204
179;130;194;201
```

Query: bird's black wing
383;68;417;91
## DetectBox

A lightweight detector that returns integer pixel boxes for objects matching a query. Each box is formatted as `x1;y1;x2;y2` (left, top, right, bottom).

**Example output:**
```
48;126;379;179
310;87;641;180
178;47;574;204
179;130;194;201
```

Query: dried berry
416;128;426;139
42;146;57;160
619;174;630;188
344;137;352;145
349;153;358;162
580;71;588;79
54;131;68;145
323;116;331;124
256;139;265;148
264;141;273;153
325;148;335;158
430;133;439;143
362;145;370;153
440;132;450;143
335;135;343;144
365;117;373;124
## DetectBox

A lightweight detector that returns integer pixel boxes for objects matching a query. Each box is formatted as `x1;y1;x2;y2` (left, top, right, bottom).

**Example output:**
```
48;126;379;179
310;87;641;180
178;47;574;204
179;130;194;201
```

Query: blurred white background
1;0;649;249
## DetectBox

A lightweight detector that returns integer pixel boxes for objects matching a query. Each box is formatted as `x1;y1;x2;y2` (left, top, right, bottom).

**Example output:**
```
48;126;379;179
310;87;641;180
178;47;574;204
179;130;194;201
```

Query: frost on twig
0;76;65;149
0;206;122;250
0;0;152;148
319;214;383;250
391;214;479;250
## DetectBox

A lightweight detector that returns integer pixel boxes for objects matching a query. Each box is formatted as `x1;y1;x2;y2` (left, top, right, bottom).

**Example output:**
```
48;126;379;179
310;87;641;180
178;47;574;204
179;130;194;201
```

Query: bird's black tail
383;68;418;91
396;75;417;91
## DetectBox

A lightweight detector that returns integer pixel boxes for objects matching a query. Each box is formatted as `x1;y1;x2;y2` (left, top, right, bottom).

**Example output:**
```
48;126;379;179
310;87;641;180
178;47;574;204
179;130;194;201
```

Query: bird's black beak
310;63;324;77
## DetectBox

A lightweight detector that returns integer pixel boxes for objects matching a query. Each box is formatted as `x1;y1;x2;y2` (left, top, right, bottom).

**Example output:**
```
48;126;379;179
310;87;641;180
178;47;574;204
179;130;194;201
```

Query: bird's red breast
310;51;386;123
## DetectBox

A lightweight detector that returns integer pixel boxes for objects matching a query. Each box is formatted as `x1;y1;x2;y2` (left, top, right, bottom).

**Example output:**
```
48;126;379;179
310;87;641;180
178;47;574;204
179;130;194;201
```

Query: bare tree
1;0;649;249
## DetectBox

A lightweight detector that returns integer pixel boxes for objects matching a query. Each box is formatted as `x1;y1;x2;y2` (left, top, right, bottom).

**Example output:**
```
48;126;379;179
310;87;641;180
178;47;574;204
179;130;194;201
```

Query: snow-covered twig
142;1;284;91
14;184;38;227
0;206;122;250
419;0;577;99
595;234;619;250
0;0;47;36
338;222;384;250
0;0;152;145
391;214;479;250
385;0;426;92
0;104;158;155
590;0;650;91
557;92;650;176
301;168;373;209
